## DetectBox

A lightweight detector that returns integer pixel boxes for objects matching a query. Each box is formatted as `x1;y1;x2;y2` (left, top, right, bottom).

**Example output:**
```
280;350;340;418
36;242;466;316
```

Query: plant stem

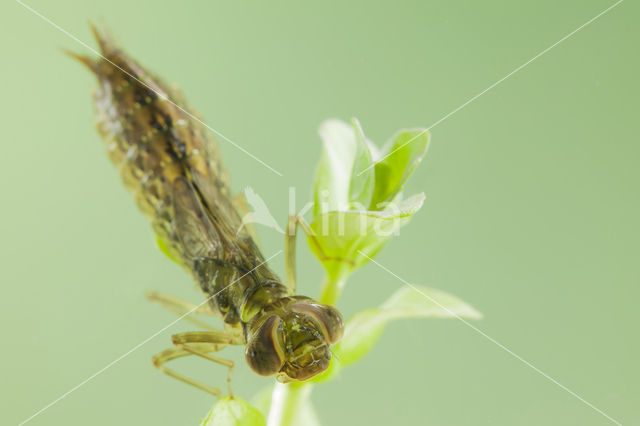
318;268;349;306
267;382;312;426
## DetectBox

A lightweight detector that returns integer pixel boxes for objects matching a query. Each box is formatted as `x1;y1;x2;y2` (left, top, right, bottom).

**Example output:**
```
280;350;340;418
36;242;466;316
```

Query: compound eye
291;303;344;344
245;315;285;376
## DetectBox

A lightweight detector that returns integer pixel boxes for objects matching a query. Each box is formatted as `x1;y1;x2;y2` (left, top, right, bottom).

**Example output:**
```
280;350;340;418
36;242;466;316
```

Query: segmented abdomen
87;39;230;268
94;78;181;246
79;28;287;328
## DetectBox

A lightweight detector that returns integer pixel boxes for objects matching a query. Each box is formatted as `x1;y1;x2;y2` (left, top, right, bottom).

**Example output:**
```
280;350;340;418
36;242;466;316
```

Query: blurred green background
1;0;638;425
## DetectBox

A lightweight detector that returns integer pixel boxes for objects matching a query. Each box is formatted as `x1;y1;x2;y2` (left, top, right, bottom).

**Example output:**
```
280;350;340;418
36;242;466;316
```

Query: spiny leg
146;291;218;331
152;331;244;397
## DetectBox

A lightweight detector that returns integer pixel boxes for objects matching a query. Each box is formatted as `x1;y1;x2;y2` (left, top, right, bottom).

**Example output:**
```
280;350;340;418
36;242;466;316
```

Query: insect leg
152;331;243;397
286;214;334;293
146;291;218;331
152;345;223;396
285;214;299;294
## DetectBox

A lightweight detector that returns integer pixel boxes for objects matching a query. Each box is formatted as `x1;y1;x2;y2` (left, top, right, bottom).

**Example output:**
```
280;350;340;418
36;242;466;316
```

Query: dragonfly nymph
70;25;343;396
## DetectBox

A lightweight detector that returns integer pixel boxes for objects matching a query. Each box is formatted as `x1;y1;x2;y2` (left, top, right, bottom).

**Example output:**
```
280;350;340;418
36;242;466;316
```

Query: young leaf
201;396;266;426
309;121;430;300
335;285;481;367
313;119;358;216
308;193;425;279
348;118;375;209
370;129;430;209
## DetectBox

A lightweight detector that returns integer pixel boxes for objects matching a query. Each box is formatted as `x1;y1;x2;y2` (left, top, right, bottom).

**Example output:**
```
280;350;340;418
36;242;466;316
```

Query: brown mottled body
74;26;343;383
78;28;285;327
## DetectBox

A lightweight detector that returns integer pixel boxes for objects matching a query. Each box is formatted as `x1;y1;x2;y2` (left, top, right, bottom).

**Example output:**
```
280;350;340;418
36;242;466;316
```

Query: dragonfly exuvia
69;24;343;397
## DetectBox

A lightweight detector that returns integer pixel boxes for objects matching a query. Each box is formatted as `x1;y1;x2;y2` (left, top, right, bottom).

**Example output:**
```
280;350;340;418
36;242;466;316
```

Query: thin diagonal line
15;0;283;177
357;0;623;176
17;251;283;426
358;250;623;426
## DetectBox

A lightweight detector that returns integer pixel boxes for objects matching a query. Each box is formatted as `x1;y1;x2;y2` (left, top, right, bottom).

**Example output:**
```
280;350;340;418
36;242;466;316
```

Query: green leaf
335;285;481;366
370;129;430;209
308;193;425;279
348;119;375;209
310;122;430;302
313;119;358;216
201;396;265;426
